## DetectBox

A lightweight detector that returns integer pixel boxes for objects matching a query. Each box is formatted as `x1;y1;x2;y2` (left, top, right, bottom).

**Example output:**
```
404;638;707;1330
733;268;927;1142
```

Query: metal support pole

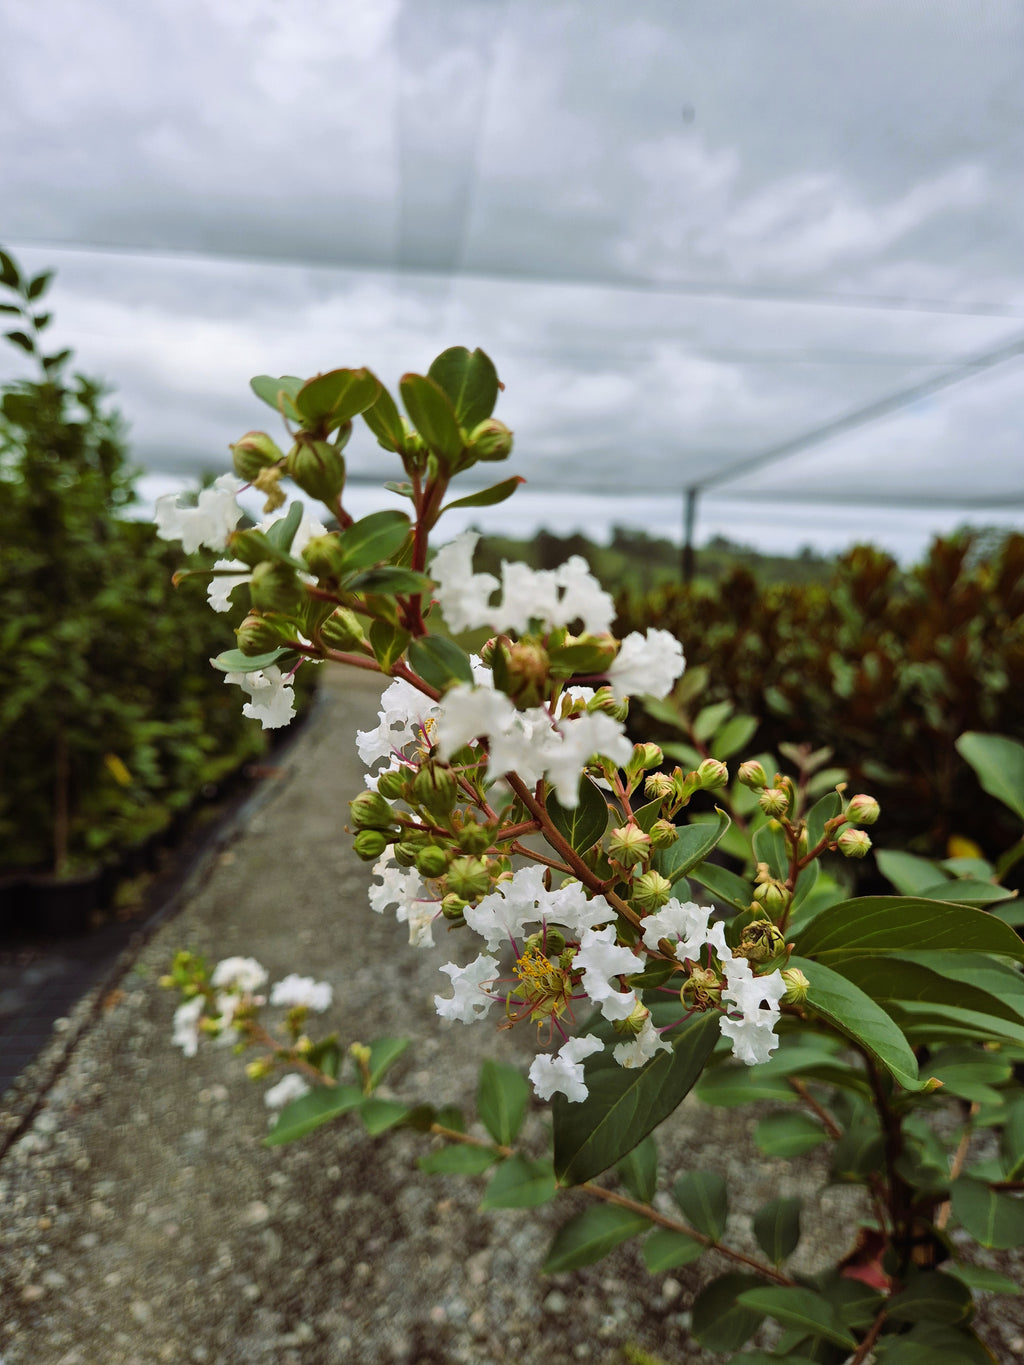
682;486;698;584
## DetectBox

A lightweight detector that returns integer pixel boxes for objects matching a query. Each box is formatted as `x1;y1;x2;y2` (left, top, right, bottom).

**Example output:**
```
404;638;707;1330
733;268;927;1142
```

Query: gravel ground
2;669;1023;1364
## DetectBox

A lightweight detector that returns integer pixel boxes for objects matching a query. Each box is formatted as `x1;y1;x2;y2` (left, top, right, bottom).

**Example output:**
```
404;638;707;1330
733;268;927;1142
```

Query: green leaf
673;1169;727;1242
477;1059;529;1146
691;1273;765;1352
480;1155;557;1210
710;714;758;760
348;566;431;595
336;509;412;573
616;1133;658;1203
876;849;947;895
730;1356;818;1365
418;1144;497;1175
0;301;19;314
887;1269;975;1324
264;499;304;552
361;378;406;452
693;700;733;744
1002;1097;1024;1180
399;372;463;465
4;330;34;354
250;374;302;420
696;1064;796;1107
368;620;411;673
541;1203;650;1273
427;346;499;428
627;958;679;989
442;476;524;512
956;731;1024;822
753;820;789;879
366;1036;409;1089
552;1010;719;1185
408;635;474;692
805;791;842;851
941;1261;1021;1295
792;897;1024;965
545;776;609;854
662;739;703;771
642;1227;706;1272
950;1177;1024;1249
788;956;925;1090
26;270;52;300
654;810;731;886
831;1121;884;1182
752;1196;802;1264
917;879;1016;909
688;860;754;913
263;1083;363;1146
210;646;289;672
736;1287;856;1349
294;367;379;426
755;1112;828;1158
0;249;21;287
837;950;1024;1027
360;1097;409;1136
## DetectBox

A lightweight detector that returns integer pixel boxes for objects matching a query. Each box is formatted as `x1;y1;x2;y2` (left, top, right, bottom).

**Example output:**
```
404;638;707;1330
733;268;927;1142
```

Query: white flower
172;996;204;1057
613;1017;672;1068
431;532;500;632
574;925;644;1021
464;865;548;950
402;903;438;949
265;1073;311;1110
269;974;333;1013
495;562;561;634
641;900;722;963
222;665;296;730
154;473;243;553
528;1034;604;1103
606;629;685;700
434;953;500;1024
367;853;424;917
357;678;441;767
552;556;615;635
719;957;787;1066
211;957;268;993
719;1011;781;1066
546;882;615;937
214;991;246;1041
545;711;632;806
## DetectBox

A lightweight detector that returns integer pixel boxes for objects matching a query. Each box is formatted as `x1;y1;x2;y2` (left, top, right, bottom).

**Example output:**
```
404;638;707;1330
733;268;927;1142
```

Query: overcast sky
2;0;1023;559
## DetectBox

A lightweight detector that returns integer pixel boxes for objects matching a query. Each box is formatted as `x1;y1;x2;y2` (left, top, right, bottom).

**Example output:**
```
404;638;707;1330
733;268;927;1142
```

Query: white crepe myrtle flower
495;561;561;634
613;1017;672;1069
545;711;633;806
214;992;246;1042
154;473;243;553
606;629;685;700
367;852;425;917
546;881;616;937
402;903;438;949
463;864;548;950
552;556;615;635
719;1011;782;1066
211;957;268;993
434;953;500;1023
431;532;500;632
172;996;204;1058
222;665;296;730
718;956;787;1065
434;684;517;763
642;899;728;963
574;925;644;1021
357;678;442;768
269;974;333;1013
528;1033;604;1103
265;1073;311;1110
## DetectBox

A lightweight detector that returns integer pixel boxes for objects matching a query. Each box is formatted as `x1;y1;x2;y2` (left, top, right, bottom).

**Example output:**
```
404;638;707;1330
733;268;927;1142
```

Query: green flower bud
737;760;768;791
228;528;276;567
838;828;872;859
525;927;566;957
349;790;396;831
319;608;368;652
411;762;458;818
752;877;791;917
648;818;678;850
249;561;303;615
231;431;284;481
416;845;449;879
759;786;790;818
644;773;675;801
302;534;349;582
503;640;550;708
393;840;422;867
468;418;514;462
626;743;663;784
608;824;652;869
477;635;507;668
631;870;673;912
441;893;467;921
587;686;629;723
736;920;786;963
375;768;408;802
446;856;493;900
457;821;492;855
352;829;389;861
781;967;810;1004
846;793;880;826
697;758;729;791
235;611;289;655
286;437;346;504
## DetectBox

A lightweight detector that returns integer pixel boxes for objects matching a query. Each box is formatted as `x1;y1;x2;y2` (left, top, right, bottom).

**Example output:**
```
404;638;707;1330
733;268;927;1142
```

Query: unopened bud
612;1001;651;1037
393;840;421;867
838;828;872;859
697;758;729;791
302;534;349;582
416;845;449;879
441;893;467;921
468;418;514;462
644;772;675;801
628;743;664;777
319;607;367;651
349;790;396;831
235;611;288;655
229;528;276;567
446;856;493;900
249;561;302;615
648;819;678;850
608;824;652;869
245;1057;275;1080
411;762;458;818
503;640;550;708
846;794;880;826
457;821;492;855
374;768;407;802
352;829;389;861
781;968;810;1004
752;878;791;917
631;870;673;912
759;787;790;818
737;760;768;791
286;437;346;504
587;685;629;723
231;431;283;481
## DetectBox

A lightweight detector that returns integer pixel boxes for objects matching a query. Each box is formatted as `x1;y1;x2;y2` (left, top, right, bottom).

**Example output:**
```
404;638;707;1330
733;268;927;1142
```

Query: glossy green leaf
480;1155;557;1210
695;1063;796;1107
427;346;499;428
347;566;431;596
917;879;1016;909
417;1144;497;1175
950;1177;1024;1249
887;1269;974;1324
541;1203;650;1273
361;379;406;452
654;809;731;886
263;1083;363;1146
755;1112;828;1158
294;367;379;426
442;476;525;512
956;731;1024;822
210;646;290;672
805;791;842;852
366;1036;409;1089
552;1010;719;1185
711;714;758;760
788;956;925;1090
688;860;753;913
943;1263;1020;1296
250;373;302;420
545;775;609;854
399;372;463;464
691;1273;765;1352
265;500;304;552
642;1227;706;1272
616;1133;658;1203
753;820;789;879
693;700;733;743
408;634;474;691
337;509;412;573
477;1059;529;1146
673;1169;727;1241
753;1196;802;1264
876;849;948;895
737;1287;856;1349
828;952;1024;1030
360;1097;409;1136
793;897;1024;964
368;620;411;673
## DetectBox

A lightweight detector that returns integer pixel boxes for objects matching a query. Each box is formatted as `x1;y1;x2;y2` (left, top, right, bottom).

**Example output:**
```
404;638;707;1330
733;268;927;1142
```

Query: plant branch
788;1077;843;1139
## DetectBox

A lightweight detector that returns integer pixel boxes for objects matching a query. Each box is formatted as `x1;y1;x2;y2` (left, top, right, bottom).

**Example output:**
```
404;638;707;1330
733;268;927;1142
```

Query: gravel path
2;669;1023;1364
